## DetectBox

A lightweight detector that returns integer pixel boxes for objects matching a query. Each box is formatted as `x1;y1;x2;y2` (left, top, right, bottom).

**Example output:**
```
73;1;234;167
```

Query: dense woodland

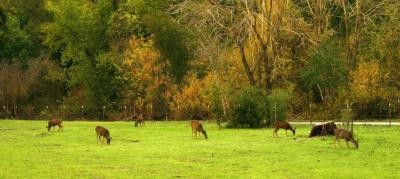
1;0;400;126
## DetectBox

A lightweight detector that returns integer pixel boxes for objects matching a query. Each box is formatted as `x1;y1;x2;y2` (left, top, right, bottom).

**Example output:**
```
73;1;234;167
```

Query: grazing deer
334;128;358;149
95;126;112;145
47;118;63;132
135;114;145;127
273;120;296;137
191;120;208;139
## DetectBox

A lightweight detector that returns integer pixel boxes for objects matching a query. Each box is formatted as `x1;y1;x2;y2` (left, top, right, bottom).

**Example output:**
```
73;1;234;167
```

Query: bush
267;88;292;121
227;86;269;128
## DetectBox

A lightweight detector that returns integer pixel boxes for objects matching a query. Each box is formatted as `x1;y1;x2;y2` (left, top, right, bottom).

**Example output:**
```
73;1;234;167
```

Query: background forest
1;0;400;126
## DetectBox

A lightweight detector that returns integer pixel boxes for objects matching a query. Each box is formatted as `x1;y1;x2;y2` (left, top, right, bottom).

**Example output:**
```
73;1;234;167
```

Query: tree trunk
239;45;256;86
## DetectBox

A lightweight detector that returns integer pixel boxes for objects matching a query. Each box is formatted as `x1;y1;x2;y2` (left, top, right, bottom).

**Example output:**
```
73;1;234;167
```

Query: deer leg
273;128;278;137
285;130;288;136
346;140;349;148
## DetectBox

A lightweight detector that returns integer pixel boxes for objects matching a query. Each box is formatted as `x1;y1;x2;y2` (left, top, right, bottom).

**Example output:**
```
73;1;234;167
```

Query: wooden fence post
388;102;391;127
346;100;350;130
305;100;308;123
14;105;18;119
397;98;400;120
124;105;127;119
102;106;106;120
274;103;277;124
309;103;312;125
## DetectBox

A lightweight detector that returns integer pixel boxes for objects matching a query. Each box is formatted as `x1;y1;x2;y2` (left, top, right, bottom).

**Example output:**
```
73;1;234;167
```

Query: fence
1;100;400;123
0;104;158;121
283;100;400;127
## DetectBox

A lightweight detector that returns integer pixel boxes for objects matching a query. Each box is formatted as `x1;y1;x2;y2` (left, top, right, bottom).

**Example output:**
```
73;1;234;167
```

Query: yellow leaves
172;75;210;119
349;61;381;100
124;37;159;67
122;36;175;112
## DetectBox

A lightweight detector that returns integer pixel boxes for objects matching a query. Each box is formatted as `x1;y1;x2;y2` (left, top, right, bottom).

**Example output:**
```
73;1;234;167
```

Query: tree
301;41;347;103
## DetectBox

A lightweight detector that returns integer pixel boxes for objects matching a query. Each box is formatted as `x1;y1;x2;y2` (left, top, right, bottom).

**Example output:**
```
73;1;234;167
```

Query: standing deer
95;126;112;145
334;128;359;149
135;114;145;127
47;118;63;132
273;120;296;137
191;120;208;139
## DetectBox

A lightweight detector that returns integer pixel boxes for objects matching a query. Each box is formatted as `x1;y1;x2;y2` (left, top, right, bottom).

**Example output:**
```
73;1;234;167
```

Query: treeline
1;1;400;126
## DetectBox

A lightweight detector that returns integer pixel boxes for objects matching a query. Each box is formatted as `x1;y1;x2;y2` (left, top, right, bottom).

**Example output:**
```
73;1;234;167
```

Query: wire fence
0;104;153;121
1;100;400;123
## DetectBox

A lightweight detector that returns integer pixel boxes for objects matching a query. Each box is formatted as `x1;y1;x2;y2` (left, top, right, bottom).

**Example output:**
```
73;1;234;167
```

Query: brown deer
46;118;63;132
95;126;112;145
135;114;145;127
273;120;296;137
191;120;208;139
334;128;359;149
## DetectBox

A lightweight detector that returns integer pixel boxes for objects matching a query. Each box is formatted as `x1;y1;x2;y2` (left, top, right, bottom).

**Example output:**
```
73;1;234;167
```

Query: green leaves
143;13;194;83
0;12;34;62
228;86;269;128
300;41;347;101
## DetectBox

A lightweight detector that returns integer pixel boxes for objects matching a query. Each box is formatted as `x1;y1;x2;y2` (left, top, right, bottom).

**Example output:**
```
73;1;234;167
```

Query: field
1;120;399;178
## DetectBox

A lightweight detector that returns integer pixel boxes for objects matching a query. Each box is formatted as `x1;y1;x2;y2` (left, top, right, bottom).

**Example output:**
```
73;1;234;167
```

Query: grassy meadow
0;120;399;178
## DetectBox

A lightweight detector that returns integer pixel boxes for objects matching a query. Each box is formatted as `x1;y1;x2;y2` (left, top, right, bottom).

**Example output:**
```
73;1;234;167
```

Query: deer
135;114;145;127
333;128;359;149
191;120;208;139
95;126;112;145
46;118;63;132
273;120;296;137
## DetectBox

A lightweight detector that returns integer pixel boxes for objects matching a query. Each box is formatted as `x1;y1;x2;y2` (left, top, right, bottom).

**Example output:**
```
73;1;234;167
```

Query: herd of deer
46;117;358;149
273;120;359;149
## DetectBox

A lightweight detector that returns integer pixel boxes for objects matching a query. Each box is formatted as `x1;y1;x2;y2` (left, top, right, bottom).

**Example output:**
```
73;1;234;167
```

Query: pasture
0;120;399;178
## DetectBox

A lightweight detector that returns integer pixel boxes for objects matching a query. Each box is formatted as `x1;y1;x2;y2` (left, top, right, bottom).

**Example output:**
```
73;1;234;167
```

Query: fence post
133;104;136;116
46;105;49;119
81;105;84;120
350;101;354;134
346;100;350;130
305;100;308;124
102;106;106;120
150;104;153;120
63;105;66;118
309;103;312;125
397;98;400;120
14;105;18;119
3;106;6;118
274;103;277;124
124;105;127;119
31;106;34;119
388;102;391;127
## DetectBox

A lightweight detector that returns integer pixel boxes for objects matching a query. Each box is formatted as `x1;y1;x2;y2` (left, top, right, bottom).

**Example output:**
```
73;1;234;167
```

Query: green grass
0;120;399;178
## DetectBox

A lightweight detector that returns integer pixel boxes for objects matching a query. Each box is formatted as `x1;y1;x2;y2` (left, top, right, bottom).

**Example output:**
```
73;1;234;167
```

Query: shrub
227;86;269;128
267;88;292;122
